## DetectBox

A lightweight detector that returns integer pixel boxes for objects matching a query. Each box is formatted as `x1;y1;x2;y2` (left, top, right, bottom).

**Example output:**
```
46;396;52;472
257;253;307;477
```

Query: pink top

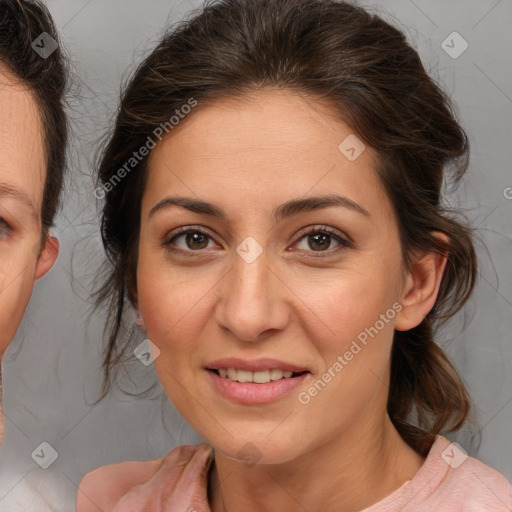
109;435;511;511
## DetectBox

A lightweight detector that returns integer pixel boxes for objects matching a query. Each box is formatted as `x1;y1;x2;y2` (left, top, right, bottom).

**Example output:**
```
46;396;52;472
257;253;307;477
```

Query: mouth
204;360;311;404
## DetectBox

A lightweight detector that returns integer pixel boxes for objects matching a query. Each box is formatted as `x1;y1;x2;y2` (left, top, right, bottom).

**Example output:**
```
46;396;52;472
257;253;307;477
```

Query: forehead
151;90;355;161
0;66;46;212
144;90;392;224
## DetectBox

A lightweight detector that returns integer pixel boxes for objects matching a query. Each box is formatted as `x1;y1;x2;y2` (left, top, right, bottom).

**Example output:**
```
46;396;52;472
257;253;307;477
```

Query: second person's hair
0;0;68;244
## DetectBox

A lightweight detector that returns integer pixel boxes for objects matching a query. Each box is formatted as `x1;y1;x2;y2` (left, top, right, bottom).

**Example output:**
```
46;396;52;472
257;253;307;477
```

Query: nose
214;244;290;342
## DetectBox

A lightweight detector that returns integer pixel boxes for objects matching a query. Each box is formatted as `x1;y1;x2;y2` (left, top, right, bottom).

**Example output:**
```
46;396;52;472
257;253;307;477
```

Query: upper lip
205;357;309;373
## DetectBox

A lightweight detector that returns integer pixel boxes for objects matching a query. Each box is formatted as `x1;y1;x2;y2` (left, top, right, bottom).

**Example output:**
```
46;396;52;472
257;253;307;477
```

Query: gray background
0;0;511;510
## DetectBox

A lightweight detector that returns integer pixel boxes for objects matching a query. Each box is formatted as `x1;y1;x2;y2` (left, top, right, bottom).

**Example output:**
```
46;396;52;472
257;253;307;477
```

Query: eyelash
162;224;352;258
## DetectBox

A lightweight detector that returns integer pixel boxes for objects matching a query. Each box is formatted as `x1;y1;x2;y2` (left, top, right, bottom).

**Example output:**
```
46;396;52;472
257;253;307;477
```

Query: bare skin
0;65;59;444
78;89;447;511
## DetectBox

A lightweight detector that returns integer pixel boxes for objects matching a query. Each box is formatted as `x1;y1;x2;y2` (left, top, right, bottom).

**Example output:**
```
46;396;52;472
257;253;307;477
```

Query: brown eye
163;226;217;253
306;232;331;251
182;232;209;250
294;225;351;255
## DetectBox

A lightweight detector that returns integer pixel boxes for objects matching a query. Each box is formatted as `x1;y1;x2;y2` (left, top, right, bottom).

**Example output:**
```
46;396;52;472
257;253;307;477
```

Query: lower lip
205;369;309;404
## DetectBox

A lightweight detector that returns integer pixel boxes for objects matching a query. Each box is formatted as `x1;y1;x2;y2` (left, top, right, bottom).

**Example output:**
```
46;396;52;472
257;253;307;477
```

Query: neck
208;410;425;512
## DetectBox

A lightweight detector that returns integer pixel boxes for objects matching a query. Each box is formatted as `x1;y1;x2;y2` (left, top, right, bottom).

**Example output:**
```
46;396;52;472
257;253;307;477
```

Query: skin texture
78;90;448;512
0;66;60;444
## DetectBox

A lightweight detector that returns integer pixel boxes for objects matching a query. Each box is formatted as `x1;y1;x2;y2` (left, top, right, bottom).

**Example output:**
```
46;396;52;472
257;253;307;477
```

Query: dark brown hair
0;0;68;245
94;0;477;456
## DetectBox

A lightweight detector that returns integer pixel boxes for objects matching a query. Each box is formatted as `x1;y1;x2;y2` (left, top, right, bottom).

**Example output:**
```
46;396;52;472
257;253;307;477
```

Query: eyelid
0;217;13;229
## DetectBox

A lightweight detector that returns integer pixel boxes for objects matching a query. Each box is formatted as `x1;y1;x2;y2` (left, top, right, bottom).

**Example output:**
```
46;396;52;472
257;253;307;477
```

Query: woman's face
137;90;409;464
0;67;58;358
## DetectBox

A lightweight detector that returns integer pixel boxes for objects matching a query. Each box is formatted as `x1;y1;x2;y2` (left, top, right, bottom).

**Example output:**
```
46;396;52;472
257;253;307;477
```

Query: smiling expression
136;89;410;464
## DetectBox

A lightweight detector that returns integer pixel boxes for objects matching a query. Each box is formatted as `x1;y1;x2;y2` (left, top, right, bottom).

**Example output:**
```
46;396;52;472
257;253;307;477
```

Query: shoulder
446;451;511;499
76;458;162;512
76;443;213;512
417;436;511;511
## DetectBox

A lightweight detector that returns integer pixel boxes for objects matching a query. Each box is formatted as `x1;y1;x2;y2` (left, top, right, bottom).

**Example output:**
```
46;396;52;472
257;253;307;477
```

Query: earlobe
135;308;146;331
35;235;59;280
132;298;146;331
394;233;449;332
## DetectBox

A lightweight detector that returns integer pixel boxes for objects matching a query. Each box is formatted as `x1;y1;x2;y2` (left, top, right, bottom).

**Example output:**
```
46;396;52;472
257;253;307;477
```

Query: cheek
291;276;398;444
288;258;400;410
0;259;35;354
136;251;217;357
292;262;398;350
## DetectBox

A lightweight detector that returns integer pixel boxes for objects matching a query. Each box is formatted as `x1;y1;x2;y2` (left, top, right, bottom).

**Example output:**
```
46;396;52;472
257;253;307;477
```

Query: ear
35;235;59;280
394;232;449;331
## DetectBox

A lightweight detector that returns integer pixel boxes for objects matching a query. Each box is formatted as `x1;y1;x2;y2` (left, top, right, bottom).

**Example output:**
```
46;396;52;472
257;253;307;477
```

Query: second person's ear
35;235;60;280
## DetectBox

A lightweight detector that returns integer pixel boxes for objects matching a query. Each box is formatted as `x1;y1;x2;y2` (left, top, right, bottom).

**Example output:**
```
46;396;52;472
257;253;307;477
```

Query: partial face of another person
136;90;438;464
0;66;59;359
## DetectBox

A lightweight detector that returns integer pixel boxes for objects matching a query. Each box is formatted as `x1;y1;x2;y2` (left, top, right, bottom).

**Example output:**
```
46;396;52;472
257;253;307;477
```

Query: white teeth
253;370;270;383
215;368;297;383
237;370;252;383
271;369;292;380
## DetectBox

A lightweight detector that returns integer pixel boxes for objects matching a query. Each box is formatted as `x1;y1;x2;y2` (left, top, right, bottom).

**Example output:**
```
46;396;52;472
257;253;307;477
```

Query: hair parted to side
0;0;68;246
94;0;477;456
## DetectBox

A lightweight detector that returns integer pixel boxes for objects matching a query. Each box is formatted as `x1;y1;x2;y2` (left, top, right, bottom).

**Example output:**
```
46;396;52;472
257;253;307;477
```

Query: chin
206;432;305;466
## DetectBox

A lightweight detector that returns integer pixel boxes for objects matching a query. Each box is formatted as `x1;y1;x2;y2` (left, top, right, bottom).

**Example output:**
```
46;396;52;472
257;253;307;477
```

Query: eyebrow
0;182;37;217
148;194;370;223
